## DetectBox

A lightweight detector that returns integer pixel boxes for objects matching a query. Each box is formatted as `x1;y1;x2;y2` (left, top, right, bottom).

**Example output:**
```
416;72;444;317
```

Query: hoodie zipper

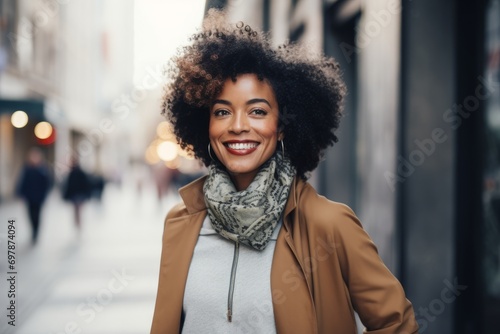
227;240;240;322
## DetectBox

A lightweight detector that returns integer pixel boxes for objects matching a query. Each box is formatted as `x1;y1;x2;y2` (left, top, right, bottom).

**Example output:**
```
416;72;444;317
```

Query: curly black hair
162;9;346;179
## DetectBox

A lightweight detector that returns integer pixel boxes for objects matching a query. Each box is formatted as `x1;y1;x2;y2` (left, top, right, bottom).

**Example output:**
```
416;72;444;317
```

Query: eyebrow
212;98;272;108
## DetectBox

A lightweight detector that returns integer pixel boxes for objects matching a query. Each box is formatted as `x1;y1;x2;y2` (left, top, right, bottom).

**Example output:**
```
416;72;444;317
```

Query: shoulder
294;180;362;234
293;181;381;272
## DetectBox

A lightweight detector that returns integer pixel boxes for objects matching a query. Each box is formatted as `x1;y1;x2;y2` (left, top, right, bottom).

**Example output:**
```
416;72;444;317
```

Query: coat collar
179;176;208;215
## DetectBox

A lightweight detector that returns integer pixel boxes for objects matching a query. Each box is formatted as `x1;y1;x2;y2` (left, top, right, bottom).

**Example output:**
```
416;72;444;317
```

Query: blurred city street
0;0;498;333
0;178;179;334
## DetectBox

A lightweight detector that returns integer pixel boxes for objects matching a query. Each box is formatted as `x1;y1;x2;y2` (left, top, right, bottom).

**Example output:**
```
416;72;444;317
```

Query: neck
230;172;257;192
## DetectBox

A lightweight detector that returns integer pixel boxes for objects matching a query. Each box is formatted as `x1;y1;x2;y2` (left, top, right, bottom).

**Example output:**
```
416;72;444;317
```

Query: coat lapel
271;177;318;333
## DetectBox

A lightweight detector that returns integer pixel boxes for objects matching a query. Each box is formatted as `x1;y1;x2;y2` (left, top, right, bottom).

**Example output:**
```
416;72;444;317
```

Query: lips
223;141;259;155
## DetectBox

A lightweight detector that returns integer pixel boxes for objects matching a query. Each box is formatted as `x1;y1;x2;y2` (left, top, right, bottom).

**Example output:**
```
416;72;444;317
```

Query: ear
278;131;284;141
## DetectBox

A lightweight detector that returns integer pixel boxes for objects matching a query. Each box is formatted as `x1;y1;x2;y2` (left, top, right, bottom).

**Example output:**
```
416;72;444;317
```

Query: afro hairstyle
162;9;346;179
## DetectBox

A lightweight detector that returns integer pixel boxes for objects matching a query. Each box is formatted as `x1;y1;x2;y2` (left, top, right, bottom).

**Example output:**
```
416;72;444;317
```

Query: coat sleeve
332;204;419;334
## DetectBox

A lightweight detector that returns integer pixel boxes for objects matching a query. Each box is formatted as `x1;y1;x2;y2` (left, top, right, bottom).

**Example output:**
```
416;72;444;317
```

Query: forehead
216;74;277;102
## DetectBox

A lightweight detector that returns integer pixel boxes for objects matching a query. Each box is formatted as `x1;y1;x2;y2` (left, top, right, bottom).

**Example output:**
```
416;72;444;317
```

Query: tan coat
151;176;419;334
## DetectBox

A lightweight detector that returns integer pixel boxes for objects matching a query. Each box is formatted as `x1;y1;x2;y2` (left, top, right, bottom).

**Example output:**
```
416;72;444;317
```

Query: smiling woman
151;9;419;334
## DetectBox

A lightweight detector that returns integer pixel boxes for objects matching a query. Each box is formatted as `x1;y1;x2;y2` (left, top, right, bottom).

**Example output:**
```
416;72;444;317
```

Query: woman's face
209;74;281;190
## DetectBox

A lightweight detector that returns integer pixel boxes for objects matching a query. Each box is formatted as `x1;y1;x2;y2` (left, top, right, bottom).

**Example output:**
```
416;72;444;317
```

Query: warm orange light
165;156;180;169
34;122;53;139
145;145;160;164
11;111;29;128
156;121;174;140
157;141;178;161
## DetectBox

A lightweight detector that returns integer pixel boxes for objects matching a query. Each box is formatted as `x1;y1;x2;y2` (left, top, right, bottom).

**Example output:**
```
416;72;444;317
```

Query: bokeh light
11;110;29;128
156;141;178;161
145;145;160;164
165;156;181;169
156;121;174;140
34;121;53;139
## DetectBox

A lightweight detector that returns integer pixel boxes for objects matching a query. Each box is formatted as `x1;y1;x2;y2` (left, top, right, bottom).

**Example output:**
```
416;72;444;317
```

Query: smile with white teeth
226;142;258;150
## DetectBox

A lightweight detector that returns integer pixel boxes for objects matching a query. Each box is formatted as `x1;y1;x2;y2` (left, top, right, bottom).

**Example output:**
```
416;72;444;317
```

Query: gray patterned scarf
203;152;296;250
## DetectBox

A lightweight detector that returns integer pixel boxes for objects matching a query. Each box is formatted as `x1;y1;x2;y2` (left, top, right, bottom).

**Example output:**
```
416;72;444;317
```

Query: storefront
0;99;54;200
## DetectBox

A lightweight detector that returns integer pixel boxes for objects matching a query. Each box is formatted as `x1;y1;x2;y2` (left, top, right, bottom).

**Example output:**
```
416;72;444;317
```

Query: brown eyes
212;108;268;117
213;109;230;117
251;108;267;116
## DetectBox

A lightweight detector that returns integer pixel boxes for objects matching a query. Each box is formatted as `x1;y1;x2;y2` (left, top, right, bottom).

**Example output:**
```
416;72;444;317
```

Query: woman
151;10;418;334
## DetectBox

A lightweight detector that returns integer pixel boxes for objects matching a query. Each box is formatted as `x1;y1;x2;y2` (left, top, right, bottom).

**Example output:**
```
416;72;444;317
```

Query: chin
225;166;257;175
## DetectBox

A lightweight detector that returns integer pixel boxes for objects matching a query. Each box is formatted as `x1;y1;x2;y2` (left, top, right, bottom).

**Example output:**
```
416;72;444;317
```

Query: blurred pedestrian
89;173;106;202
63;158;92;230
16;148;52;244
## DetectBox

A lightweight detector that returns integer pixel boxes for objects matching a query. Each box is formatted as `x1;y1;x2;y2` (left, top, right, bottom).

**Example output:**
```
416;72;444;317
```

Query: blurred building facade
207;0;499;333
0;0;134;200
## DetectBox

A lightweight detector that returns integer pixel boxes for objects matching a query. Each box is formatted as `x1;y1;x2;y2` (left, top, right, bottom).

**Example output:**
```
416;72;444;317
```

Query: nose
229;111;250;134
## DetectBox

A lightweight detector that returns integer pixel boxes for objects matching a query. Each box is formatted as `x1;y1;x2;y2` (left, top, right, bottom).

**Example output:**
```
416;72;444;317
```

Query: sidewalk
0;181;179;334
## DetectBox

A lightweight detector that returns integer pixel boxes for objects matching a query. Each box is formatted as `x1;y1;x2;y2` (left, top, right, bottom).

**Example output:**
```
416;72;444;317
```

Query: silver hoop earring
208;143;215;161
280;140;285;156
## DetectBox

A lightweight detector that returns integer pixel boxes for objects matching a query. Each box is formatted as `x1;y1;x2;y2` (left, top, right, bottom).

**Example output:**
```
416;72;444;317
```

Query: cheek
258;120;279;141
208;118;221;139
